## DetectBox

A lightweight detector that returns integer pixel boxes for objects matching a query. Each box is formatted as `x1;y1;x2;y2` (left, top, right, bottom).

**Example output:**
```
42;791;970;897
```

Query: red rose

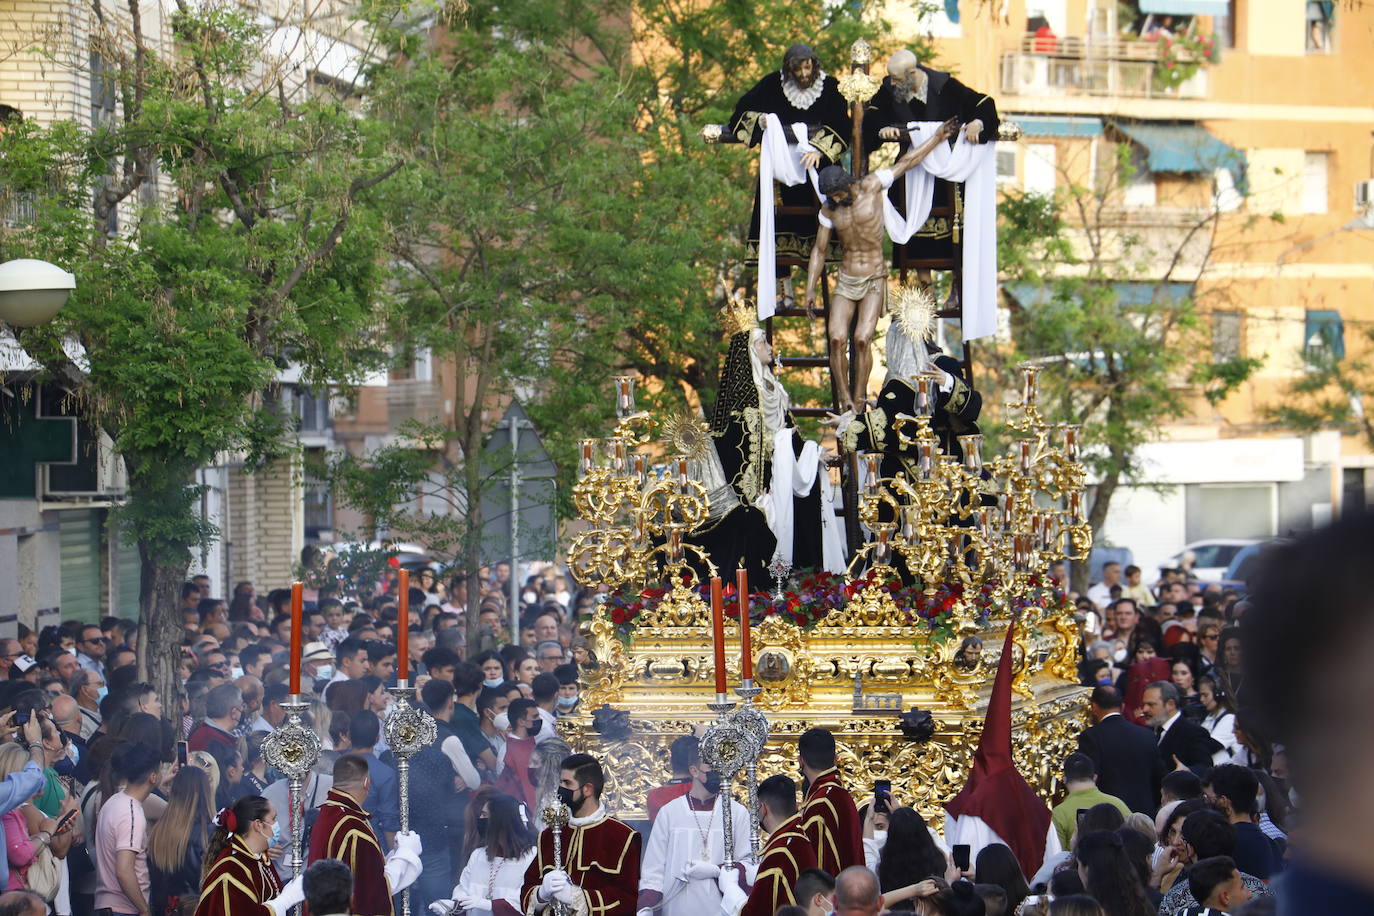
610;607;627;624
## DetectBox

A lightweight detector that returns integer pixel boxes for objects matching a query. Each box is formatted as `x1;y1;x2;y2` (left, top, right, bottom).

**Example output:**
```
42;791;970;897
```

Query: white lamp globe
0;258;76;327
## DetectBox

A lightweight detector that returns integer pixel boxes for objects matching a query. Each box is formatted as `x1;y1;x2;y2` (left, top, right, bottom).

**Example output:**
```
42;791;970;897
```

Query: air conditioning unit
1356;178;1374;210
1016;55;1051;93
38;386;128;500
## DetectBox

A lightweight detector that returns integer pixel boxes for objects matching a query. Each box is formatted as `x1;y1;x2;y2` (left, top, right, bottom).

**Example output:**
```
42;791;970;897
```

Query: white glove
539;869;567;902
455;892;491;911
553;877;581;906
429;902;457;916
637;908;654;916
716;868;748;916
683;860;720;881
393;829;423;858
266;875;306;916
385;833;424;893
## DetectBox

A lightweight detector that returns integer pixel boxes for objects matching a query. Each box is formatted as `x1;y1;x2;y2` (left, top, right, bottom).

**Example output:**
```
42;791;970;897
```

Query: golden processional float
560;367;1092;842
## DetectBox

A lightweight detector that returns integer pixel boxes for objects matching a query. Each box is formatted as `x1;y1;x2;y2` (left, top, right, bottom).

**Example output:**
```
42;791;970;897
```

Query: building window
1307;0;1334;52
303;447;332;538
1023;143;1057;195
1304;309;1344;362
1301;152;1329;214
996;143;1017;187
90;52;119;235
1213;0;1237;47
1212;310;1242;360
295;386;331;433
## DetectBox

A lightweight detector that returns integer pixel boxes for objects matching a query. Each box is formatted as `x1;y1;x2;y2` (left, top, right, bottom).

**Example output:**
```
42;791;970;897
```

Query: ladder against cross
705;39;978;553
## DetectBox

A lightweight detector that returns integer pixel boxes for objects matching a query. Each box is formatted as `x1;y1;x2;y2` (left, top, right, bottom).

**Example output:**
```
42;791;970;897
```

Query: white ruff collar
780;71;827;110
569;804;607;827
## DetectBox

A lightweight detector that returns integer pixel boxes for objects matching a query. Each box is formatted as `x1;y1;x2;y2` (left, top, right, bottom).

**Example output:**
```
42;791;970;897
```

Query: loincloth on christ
833;270;889;302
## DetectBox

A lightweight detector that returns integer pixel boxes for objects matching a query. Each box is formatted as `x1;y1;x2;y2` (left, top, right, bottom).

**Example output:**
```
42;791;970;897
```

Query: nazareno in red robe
307;788;393;916
800;768;864;876
194;835;284;916
518;811;642;916
739;812;817;916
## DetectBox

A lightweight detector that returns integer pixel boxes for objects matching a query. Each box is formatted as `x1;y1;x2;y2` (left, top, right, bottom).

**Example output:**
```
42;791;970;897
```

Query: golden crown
720;301;757;337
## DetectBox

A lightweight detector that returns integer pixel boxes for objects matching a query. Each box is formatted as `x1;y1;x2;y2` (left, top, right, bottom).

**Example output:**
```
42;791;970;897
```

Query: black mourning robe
863;68;999;266
729;71;851;264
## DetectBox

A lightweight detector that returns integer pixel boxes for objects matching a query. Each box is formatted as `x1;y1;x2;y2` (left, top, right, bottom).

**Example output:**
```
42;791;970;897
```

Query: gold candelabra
849;365;1092;623
566;376;717;591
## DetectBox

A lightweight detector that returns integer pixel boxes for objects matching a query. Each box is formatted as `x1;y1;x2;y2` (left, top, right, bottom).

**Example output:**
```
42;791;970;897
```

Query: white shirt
640;793;752;916
536;707;557;745
453;845;538;915
1157;711;1182;744
1086;582;1116;610
1202;709;1237;763
249;714;274;734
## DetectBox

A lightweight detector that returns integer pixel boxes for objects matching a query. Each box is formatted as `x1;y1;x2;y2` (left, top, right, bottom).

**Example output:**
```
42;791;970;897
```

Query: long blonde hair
148;765;213;872
0;744;28;780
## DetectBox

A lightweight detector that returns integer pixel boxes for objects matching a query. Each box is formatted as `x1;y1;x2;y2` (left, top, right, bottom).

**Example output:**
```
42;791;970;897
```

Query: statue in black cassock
729;44;852;264
863;48;999;285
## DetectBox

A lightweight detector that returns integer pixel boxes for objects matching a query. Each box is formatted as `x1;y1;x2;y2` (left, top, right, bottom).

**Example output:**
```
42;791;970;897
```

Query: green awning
1111;122;1247;193
1305;309;1344;360
1015;116;1103;138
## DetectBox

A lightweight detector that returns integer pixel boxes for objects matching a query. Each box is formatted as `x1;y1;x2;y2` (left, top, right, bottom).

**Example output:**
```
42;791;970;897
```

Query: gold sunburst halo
661;410;712;461
891;284;938;344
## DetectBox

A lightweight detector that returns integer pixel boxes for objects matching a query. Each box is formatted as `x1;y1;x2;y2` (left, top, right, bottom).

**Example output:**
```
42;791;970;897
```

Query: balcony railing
385;378;444;426
1001;34;1208;100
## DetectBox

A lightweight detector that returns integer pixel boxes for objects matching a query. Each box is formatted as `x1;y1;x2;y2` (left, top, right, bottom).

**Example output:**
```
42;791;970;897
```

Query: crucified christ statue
803;117;957;413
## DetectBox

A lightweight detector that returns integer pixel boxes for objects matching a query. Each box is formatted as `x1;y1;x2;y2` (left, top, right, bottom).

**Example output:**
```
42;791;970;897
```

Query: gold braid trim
839;417;862;455
945;377;972;415
732;111;763;145
808;125;848;164
738;407;767;504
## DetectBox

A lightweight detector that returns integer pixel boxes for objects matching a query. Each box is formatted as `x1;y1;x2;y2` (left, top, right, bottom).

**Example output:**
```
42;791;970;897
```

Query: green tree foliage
0;1;400;711
1265;325;1374;450
327;0;912;641
994;143;1255;588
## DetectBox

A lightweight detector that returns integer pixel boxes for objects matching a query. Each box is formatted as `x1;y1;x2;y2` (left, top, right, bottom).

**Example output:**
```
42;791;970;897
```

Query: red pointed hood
944;619;1053;877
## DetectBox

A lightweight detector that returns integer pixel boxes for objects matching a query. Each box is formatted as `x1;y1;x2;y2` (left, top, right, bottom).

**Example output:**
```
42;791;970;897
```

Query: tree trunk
463;438;486;657
129;467;196;732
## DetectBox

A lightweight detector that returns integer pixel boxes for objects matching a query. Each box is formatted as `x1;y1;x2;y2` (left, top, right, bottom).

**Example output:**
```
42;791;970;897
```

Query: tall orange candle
289;582;303;695
397;569;410;682
709;576;727;695
737;567;752;681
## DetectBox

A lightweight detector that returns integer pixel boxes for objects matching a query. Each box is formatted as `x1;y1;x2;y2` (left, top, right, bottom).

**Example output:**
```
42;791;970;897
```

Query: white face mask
492;712;510;731
872;829;887;845
230;666;244;680
316;665;334;680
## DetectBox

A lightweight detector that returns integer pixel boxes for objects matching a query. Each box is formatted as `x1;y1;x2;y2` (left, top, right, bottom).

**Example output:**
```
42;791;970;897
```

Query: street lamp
0;258;75;327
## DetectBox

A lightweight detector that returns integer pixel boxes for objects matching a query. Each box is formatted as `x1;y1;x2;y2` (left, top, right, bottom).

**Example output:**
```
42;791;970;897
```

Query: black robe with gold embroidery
841;353;981;481
729;71;851;264
863;69;998;266
519;814;642;916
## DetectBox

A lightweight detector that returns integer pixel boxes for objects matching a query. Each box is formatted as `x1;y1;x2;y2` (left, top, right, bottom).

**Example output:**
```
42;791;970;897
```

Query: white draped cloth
942;813;1062;878
640;794;753;916
757;425;847;575
881;122;999;341
756;115;820;321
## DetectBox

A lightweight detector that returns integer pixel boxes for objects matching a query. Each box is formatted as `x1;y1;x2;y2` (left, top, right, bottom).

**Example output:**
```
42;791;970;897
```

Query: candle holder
699;713;749;869
384;681;438;916
261;696;322;910
767;553;792;604
729;681;769;860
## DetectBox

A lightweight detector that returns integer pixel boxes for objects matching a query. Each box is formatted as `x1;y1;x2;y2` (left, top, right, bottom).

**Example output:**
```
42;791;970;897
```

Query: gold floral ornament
837;69;883;106
720;302;757;338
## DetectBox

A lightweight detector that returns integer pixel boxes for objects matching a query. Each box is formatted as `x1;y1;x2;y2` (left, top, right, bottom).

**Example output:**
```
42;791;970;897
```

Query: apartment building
0;0;375;621
889;0;1374;574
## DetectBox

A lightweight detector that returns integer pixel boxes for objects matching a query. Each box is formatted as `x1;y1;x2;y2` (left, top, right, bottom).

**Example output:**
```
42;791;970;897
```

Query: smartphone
176;741;189;767
1076;808;1088;825
54;809;78;834
13;713;29;726
952;844;971;872
872;779;891;813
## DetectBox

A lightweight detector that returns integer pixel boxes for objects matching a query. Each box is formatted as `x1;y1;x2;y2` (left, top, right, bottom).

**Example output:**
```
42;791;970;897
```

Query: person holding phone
0;715;55;891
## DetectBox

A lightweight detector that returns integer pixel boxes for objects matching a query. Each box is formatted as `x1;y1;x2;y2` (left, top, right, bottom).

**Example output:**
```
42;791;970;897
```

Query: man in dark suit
1077;685;1163;814
1144;681;1223;773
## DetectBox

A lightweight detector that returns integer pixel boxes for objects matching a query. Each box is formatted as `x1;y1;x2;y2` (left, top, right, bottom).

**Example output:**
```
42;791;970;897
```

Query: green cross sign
0;391;77;498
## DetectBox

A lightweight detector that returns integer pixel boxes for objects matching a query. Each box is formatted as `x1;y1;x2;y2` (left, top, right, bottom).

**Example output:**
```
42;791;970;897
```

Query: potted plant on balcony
1150;29;1218;91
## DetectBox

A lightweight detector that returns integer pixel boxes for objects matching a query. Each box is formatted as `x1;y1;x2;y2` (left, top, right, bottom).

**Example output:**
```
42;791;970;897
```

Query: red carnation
610;607;627;624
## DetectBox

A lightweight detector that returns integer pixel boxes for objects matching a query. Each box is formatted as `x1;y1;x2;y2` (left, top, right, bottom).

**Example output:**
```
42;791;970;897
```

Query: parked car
1167;538;1260;583
1218;538;1291;590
